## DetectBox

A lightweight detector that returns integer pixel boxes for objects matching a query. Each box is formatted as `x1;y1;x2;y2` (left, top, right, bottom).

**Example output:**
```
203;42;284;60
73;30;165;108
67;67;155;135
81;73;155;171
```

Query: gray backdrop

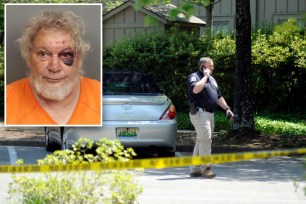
5;4;102;84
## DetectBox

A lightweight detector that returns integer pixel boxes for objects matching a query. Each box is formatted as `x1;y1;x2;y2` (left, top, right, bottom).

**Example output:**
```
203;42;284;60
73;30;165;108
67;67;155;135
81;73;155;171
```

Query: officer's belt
197;107;214;113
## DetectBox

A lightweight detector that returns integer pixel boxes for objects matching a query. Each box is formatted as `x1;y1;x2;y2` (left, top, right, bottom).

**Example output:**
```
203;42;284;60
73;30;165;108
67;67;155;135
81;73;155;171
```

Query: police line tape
0;148;306;173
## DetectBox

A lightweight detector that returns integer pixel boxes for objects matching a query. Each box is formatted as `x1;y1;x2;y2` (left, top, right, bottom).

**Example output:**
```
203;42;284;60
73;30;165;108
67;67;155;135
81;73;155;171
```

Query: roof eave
103;0;206;27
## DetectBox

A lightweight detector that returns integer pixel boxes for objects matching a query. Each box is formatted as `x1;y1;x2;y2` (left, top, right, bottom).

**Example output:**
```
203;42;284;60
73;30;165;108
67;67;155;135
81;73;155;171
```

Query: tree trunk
233;0;256;136
205;3;214;31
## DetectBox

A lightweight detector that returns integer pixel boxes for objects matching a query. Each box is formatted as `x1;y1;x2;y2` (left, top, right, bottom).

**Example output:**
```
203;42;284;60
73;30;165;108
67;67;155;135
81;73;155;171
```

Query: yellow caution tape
0;148;305;173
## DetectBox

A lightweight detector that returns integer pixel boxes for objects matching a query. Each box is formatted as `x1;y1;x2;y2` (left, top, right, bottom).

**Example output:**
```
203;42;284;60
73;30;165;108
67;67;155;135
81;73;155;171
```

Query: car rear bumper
64;120;177;151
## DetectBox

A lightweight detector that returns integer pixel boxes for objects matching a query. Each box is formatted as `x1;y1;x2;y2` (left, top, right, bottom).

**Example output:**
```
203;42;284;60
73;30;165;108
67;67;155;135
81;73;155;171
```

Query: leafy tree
184;0;221;33
135;0;222;34
136;0;256;136
134;0;194;26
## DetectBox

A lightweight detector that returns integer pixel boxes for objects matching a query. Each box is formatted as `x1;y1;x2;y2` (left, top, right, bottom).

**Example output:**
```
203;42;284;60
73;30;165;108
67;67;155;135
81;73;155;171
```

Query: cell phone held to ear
201;65;206;72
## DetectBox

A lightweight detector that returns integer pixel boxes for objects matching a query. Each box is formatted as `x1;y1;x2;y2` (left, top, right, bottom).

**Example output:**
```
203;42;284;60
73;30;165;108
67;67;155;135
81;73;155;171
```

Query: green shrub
103;27;206;112
176;112;194;130
178;110;306;137
254;111;306;135
1;19;304;115
8;138;143;204
177;110;232;131
205;33;236;105
103;28;239;112
252;29;306;112
103;26;306;113
205;31;236;69
255;117;306;135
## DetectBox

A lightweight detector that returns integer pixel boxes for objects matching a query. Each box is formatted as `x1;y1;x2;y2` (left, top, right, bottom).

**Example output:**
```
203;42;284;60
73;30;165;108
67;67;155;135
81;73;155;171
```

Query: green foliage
177;110;306;137
255;117;306;135
103;28;238;111
290;35;306;69
252;29;306;112
39;138;136;164
1;2;306;114
103;1;125;14
177;110;232;131
176;112;194;130
252;30;302;68
8;138;143;204
144;15;160;27
104;28;204;111
103;27;306;113
170;2;195;19
274;18;301;33
204;31;236;68
253;111;306;135
204;32;236;103
134;1;197;28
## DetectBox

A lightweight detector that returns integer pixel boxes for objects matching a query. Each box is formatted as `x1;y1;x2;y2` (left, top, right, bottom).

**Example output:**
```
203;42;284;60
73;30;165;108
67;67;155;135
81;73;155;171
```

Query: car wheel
45;127;59;152
158;151;176;157
61;141;67;150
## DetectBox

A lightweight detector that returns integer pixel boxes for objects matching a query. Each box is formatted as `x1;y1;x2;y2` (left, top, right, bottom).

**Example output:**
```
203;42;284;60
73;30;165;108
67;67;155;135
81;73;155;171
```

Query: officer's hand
203;68;210;77
226;108;234;120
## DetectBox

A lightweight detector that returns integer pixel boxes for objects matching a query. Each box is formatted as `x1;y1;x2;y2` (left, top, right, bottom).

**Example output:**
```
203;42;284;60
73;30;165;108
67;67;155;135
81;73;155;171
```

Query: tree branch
182;0;222;8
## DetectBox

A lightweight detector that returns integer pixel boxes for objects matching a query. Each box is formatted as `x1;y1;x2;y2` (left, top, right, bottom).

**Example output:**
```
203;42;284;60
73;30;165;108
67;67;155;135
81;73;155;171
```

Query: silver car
45;71;177;156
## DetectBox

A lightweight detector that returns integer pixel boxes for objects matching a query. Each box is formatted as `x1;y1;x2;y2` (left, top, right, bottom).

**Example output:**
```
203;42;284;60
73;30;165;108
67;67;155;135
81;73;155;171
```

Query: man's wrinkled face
28;29;82;100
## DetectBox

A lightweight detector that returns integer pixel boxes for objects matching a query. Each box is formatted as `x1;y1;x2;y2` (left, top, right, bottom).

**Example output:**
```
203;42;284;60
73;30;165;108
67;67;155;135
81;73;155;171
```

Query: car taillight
160;104;176;120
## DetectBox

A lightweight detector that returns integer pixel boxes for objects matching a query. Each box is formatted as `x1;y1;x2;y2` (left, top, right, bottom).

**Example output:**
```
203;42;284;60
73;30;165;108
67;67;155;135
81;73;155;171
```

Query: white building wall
171;0;306;31
103;6;164;47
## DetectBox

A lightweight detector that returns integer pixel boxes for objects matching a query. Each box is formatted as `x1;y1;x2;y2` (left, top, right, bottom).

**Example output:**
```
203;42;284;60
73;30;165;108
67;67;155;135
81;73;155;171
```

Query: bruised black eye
59;51;74;66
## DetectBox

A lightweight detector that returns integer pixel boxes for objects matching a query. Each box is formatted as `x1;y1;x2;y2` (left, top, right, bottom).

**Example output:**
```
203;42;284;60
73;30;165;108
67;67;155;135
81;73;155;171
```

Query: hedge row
103;28;306;114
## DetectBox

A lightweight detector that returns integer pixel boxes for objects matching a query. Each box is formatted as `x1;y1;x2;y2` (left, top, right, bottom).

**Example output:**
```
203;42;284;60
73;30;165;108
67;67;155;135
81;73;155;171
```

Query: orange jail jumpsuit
6;76;101;125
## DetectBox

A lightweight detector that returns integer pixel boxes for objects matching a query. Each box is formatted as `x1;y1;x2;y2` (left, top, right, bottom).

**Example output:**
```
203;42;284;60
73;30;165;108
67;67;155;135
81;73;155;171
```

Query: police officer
187;57;234;178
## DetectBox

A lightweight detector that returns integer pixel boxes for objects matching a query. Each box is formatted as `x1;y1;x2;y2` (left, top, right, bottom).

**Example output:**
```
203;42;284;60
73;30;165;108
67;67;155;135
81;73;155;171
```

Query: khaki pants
189;109;214;173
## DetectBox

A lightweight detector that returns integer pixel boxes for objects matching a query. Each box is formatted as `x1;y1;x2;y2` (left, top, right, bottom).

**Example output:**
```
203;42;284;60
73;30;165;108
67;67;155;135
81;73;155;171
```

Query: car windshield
103;71;162;95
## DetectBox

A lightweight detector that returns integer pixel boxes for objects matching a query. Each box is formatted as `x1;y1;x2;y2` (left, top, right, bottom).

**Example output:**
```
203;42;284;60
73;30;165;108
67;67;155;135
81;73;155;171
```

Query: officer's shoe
189;167;216;178
202;166;216;178
189;171;202;177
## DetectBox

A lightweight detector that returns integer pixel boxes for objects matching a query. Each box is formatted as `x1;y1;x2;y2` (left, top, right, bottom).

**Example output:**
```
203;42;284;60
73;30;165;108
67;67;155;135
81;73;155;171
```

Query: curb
0;128;273;153
176;130;274;153
0;140;45;147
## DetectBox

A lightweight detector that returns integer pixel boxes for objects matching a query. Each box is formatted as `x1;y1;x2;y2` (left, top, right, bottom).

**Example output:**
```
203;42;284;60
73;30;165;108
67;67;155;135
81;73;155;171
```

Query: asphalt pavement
0;146;305;203
0;123;305;203
137;156;306;204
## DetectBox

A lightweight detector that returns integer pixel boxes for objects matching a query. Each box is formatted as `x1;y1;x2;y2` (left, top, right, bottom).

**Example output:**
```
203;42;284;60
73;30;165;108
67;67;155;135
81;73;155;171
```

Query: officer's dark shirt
187;70;222;111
